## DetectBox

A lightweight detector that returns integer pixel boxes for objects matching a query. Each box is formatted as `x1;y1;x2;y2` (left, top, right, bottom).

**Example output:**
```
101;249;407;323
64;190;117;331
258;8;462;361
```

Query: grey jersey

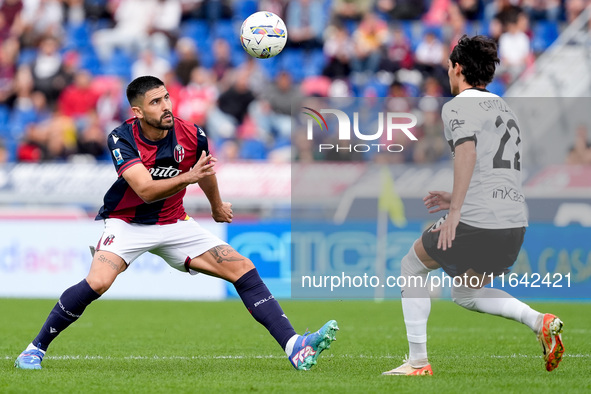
442;88;528;229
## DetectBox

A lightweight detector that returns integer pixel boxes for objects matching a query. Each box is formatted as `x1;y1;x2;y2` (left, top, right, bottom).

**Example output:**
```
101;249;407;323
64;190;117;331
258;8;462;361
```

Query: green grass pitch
1;299;590;393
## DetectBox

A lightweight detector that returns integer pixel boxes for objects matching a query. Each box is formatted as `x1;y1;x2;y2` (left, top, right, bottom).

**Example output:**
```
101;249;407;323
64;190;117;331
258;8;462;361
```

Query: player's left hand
212;202;233;223
431;210;460;251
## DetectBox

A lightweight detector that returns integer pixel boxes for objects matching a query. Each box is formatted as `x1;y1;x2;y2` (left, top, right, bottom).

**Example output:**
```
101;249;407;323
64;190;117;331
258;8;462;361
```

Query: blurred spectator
286;0;325;49
566;125;591;165
20;0;64;48
207;70;255;141
332;0;373;22
498;15;530;82
180;0;232;22
211;38;234;83
0;0;23;42
351;13;388;76
376;0;425;20
259;0;285;18
322;24;353;79
522;0;561;21
131;48;171;81
380;26;413;73
0;138;8;162
92;0;156;61
177;67;218;126
414;30;446;84
174;37;200;86
42;111;78;160
17;123;46;162
63;0;86;26
447;2;467;51
0;37;19;103
241;57;268;96
149;0;182;57
457;0;480;20
218;71;255;124
487;0;523;28
251;71;301;143
31;36;67;104
565;0;588;23
217;138;240;162
76;113;107;160
58;69;99;118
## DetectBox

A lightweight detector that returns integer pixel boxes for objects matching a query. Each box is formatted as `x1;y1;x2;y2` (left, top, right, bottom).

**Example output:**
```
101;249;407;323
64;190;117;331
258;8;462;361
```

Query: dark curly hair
449;35;499;87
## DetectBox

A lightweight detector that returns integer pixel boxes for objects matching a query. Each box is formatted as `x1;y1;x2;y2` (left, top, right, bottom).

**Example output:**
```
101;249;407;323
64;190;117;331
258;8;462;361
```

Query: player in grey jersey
382;35;564;376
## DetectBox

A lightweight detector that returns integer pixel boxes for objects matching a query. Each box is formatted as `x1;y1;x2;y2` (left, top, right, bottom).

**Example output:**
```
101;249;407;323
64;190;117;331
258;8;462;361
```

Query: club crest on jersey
174;144;185;163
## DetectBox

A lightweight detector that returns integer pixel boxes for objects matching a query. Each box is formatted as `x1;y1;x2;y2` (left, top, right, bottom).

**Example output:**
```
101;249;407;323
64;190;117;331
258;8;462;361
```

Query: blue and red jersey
96;117;209;225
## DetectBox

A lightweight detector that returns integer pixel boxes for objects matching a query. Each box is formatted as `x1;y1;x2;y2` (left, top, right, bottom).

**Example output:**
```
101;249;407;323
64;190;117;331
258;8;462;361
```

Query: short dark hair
126;75;165;106
449;35;499;87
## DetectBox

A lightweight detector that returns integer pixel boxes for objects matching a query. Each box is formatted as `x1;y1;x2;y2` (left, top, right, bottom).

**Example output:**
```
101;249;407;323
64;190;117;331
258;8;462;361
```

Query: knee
451;285;478;311
85;276;115;295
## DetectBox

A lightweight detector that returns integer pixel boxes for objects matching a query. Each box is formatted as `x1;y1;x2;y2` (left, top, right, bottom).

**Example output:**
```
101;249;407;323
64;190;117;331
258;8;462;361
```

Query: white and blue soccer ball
240;11;288;59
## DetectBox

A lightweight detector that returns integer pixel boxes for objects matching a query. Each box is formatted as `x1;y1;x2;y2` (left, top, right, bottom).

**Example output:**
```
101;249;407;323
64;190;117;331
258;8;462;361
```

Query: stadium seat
531;21;559;53
180;20;210;42
0;105;10;133
17;48;37;66
213;20;238;43
100;49;132;81
233;0;257;22
302;49;325;78
239;139;268;160
281;49;305;82
79;47;102;75
487;78;506;96
63;21;91;51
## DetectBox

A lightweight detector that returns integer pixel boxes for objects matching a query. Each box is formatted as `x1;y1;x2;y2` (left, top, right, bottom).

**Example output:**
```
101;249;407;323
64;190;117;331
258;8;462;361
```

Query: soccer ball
240;11;288;59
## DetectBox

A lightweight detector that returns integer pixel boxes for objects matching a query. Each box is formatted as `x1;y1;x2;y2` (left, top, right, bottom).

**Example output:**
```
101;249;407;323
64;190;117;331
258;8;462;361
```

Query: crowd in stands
0;0;580;164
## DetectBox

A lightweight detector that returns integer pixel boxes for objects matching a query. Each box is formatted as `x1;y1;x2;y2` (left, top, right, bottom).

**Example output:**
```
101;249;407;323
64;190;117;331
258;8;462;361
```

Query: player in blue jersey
382;35;564;376
15;76;338;371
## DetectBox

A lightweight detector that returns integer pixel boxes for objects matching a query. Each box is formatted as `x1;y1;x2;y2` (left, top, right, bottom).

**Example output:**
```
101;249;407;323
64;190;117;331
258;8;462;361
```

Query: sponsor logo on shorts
103;234;115;246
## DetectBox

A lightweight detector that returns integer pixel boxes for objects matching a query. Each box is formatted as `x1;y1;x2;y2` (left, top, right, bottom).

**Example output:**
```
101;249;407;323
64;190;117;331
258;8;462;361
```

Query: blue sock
234;268;297;350
33;279;101;351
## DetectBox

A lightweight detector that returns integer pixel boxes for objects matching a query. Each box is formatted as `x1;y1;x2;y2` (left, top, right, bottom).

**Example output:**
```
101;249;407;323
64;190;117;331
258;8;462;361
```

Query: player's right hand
423;190;451;213
187;151;216;183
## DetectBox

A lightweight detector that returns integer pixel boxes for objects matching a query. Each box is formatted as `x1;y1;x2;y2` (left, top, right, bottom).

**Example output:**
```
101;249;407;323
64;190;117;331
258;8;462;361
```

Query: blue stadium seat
180;20;210;42
233;0;257;22
487;78;506;96
17;48;37;66
281;49;305;82
79;47;102;75
0;105;10;133
63;21;91;51
240;139;268;160
531;21;559;53
101;49;132;81
213;20;238;43
302;49;325;78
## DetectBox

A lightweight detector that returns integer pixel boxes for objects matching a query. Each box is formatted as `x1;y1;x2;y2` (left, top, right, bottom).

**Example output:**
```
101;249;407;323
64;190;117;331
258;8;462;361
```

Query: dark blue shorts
422;217;526;278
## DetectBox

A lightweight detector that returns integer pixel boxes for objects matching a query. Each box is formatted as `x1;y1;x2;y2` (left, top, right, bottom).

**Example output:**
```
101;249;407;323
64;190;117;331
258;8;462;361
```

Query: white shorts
96;218;227;273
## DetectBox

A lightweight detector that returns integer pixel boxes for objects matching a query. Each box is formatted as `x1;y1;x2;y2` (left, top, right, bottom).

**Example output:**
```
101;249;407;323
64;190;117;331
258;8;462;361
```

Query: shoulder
110;118;136;141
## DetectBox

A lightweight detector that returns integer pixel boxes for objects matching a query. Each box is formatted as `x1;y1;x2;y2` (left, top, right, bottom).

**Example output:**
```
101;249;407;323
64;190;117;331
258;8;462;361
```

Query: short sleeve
107;132;142;177
442;101;479;147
